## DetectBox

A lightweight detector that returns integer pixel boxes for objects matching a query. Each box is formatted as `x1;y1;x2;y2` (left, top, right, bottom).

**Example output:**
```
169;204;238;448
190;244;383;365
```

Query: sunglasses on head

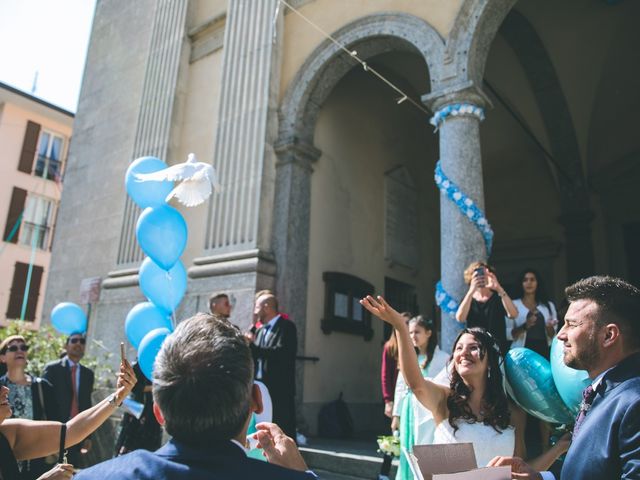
5;344;29;353
69;338;86;345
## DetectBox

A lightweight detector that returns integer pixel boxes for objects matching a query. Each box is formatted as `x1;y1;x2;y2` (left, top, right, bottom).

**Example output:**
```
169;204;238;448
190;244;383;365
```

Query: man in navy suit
75;313;316;479
489;275;640;479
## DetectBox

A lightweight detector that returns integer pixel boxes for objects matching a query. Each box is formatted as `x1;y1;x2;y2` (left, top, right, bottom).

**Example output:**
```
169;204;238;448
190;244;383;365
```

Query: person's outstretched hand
254;422;308;472
114;359;137;404
360;296;405;328
36;463;74;479
487;456;542;479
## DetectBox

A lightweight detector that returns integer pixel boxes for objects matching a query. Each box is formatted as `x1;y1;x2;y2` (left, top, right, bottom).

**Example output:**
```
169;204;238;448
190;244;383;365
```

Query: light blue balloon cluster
434;161;493;254
123;156;190;379
433;157;493;315
429;103;485;132
435;281;461;316
506;344;590;424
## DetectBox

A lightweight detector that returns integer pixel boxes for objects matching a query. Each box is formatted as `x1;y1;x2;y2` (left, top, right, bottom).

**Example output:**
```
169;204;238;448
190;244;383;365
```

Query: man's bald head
254;293;279;323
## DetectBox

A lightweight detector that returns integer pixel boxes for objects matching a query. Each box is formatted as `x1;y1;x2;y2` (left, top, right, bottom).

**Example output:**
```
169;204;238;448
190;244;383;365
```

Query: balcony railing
19;222;51;250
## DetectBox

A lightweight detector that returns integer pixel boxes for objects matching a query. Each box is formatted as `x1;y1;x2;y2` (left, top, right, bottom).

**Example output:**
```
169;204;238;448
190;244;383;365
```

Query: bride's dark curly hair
447;327;510;434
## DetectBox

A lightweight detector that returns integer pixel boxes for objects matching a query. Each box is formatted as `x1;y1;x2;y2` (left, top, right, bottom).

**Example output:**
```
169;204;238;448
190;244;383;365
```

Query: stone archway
272;12;445;408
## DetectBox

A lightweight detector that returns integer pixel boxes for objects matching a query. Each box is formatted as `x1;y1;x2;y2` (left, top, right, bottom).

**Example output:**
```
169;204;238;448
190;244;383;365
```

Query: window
321;272;374;340
34;130;65;181
6;262;44;321
18;195;56;250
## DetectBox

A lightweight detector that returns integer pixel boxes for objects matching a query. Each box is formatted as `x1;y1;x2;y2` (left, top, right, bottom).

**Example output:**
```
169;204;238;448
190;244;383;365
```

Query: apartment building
0;81;73;328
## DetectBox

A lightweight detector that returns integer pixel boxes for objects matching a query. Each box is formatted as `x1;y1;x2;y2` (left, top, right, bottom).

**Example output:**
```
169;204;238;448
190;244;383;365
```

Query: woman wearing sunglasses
0;336;60;479
0;349;137;479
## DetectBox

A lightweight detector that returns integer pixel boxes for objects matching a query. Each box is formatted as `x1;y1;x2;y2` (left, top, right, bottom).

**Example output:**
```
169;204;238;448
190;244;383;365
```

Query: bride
362;296;571;470
362;295;519;467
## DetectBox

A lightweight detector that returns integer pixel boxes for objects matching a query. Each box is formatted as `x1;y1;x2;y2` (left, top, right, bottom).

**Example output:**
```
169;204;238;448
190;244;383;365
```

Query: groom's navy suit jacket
561;351;640;479
74;439;315;480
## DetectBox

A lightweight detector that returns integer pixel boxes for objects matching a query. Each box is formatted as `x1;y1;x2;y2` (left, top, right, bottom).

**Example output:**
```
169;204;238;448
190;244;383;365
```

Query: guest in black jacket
43;332;95;466
248;293;298;439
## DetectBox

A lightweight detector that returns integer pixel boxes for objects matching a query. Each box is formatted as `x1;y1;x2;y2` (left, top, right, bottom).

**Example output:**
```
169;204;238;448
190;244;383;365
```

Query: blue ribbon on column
431;103;492;315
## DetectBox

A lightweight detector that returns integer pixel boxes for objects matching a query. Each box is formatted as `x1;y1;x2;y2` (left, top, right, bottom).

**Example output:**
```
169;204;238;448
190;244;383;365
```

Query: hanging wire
278;0;431;117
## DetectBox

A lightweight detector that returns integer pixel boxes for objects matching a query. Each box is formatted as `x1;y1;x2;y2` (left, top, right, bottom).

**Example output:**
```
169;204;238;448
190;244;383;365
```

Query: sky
0;0;97;113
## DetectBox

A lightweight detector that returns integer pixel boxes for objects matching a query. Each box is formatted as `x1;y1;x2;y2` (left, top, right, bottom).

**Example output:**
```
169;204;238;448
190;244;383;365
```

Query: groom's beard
564;331;600;371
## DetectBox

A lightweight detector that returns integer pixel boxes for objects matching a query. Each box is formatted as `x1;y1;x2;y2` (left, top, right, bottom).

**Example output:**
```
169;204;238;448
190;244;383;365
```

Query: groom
489;275;640;479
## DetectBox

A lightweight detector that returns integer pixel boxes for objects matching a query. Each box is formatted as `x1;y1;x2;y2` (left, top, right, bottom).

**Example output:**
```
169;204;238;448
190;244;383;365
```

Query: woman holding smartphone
455;262;518;354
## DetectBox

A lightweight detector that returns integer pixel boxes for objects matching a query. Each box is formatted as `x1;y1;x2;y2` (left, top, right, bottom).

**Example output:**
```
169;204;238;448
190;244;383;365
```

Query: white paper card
434;466;511;480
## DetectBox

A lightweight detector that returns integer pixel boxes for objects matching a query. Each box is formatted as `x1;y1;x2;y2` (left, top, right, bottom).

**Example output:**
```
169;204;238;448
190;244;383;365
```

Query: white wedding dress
433;420;515;467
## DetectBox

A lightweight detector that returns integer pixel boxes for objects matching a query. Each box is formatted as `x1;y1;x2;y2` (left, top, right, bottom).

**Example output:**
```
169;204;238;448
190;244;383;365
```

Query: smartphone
474;266;486;287
120;342;126;363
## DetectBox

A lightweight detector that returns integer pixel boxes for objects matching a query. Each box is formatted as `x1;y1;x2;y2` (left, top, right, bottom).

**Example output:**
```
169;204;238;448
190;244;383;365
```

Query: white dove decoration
135;153;219;207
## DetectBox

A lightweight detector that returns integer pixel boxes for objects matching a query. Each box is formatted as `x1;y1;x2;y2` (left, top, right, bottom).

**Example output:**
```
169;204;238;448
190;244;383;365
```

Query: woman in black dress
455;261;518;354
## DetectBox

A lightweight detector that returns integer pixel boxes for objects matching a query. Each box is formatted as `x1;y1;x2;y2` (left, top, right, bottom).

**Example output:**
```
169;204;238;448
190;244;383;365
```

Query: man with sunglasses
43;332;95;466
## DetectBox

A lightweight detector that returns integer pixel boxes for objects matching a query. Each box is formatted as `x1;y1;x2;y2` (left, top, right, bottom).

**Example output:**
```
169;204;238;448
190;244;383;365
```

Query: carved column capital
422;81;492;112
274;137;322;172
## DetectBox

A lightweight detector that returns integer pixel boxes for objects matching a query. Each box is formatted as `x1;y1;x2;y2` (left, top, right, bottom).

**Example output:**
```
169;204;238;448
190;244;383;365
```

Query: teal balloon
550;337;591;415
51;302;87;335
138;257;187;313
505;348;574;424
124;302;172;349
136;205;187;271
125;156;174;209
138;327;171;381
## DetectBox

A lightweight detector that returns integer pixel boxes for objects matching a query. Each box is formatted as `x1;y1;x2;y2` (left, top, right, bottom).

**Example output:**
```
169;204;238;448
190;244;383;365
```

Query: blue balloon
51;302;87;335
124;302;172;349
505;348;575;424
136;205;187;271
550;337;591;415
138;327;171;381
125;156;174;209
139;257;187;313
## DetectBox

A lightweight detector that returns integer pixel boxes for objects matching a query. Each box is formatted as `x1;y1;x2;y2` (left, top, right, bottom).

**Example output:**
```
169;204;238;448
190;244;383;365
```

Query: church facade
44;0;640;435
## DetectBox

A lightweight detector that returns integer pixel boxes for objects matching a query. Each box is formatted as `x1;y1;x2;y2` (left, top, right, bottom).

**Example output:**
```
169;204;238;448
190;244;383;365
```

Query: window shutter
3;187;27;243
18;121;41;173
6;262;43;321
25;265;44;321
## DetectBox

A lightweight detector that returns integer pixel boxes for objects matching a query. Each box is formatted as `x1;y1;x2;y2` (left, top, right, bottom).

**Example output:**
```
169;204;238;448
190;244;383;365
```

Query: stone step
300;439;397;480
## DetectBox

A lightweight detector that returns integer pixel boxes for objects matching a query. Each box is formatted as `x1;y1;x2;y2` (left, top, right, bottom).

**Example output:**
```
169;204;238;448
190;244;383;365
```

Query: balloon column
505;341;590;425
123;156;190;380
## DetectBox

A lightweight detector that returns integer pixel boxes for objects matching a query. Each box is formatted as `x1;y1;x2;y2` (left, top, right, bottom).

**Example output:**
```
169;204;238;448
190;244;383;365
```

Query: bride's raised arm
360;296;449;423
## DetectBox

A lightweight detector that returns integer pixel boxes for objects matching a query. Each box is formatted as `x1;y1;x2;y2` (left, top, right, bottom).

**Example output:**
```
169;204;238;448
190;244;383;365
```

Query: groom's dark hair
153;313;254;444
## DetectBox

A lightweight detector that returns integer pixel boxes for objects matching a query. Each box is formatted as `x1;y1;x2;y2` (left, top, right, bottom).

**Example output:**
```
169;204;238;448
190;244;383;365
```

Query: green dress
395;348;449;480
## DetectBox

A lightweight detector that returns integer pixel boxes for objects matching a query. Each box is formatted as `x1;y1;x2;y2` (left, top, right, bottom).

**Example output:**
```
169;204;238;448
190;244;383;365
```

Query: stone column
423;85;491;351
203;0;281;255
559;209;595;282
188;0;282;329
115;0;189;268
272;137;321;432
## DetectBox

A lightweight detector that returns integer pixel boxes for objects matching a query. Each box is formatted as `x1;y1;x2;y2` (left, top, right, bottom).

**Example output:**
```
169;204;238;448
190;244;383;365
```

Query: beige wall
303;56;438;408
0;87;73;328
280;0;463;100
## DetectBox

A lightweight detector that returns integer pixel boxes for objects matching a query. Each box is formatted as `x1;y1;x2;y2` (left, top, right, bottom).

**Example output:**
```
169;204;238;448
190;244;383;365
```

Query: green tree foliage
1;321;114;387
